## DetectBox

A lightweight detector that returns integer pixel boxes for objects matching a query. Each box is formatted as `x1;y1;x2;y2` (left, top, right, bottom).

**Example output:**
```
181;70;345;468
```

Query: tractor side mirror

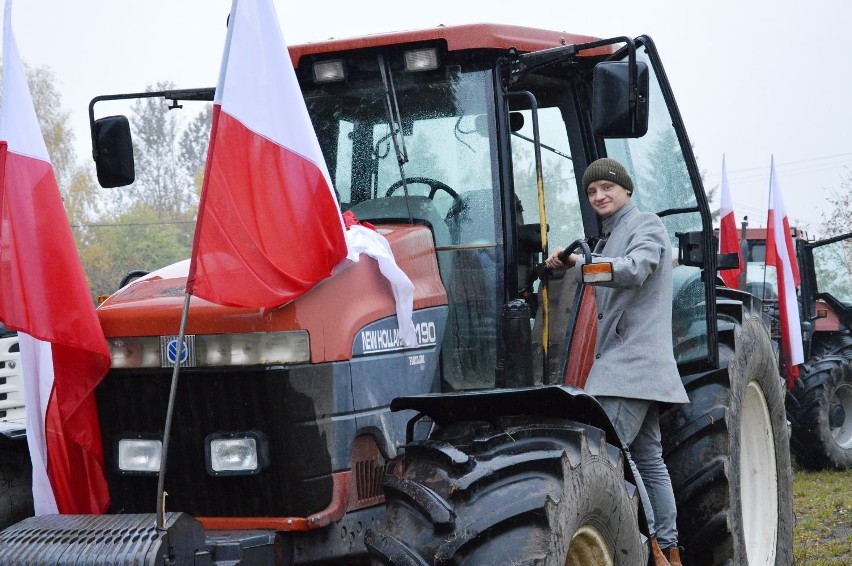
92;115;135;188
591;60;649;138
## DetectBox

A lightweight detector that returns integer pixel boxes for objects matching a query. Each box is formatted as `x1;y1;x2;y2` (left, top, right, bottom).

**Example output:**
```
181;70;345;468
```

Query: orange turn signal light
582;262;613;283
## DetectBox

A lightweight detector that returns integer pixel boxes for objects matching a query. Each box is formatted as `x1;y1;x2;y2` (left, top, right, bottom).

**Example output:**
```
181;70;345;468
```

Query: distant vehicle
743;227;852;469
0;322;33;529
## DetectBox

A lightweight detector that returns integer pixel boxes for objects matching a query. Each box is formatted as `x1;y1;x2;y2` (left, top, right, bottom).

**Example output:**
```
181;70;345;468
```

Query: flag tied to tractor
718;155;743;289
766;158;804;388
186;0;415;345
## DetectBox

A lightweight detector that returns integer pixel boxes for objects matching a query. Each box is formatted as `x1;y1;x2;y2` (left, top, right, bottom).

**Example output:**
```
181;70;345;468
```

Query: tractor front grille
96;365;337;518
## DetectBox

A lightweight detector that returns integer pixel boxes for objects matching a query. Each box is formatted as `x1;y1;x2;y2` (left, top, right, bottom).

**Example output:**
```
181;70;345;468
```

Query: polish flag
765;158;803;388
0;0;110;514
186;0;415;344
718;156;743;289
186;0;348;307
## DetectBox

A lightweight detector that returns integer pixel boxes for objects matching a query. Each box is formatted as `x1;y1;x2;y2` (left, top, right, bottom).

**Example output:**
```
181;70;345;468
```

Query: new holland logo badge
160;335;196;368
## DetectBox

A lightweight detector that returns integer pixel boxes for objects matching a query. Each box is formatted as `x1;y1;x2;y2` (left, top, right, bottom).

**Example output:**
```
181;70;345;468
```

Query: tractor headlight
107;331;310;368
117;438;162;474
108;337;161;368
206;431;269;476
196;331;310;366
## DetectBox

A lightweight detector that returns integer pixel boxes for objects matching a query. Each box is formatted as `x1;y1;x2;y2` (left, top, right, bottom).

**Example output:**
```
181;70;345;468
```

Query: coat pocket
614;310;627;344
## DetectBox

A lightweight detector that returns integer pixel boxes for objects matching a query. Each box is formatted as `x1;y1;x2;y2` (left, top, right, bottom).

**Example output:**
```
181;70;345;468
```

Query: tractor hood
97;225;446;363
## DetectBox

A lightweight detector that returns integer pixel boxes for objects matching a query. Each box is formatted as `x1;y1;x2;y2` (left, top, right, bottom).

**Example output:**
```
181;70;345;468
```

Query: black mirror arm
88;88;215;161
507;36;637;88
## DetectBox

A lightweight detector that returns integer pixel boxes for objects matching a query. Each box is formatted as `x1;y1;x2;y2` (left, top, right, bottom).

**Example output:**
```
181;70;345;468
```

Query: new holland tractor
743;227;852;470
0;23;792;565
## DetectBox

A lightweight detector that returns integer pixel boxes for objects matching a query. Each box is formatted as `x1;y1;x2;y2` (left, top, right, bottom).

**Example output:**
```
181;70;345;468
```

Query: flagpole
762;155;773;302
155;292;192;529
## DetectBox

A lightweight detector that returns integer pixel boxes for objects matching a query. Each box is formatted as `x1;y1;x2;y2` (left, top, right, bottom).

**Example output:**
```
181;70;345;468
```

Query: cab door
802;232;852;331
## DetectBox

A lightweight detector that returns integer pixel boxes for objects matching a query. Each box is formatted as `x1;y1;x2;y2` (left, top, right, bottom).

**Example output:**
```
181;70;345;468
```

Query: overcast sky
6;0;852;236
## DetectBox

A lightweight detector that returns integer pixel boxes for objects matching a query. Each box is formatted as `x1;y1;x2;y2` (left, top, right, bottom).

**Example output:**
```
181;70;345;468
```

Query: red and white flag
186;0;348;307
0;0;110;514
186;0;415;344
718;155;743;289
765;157;803;388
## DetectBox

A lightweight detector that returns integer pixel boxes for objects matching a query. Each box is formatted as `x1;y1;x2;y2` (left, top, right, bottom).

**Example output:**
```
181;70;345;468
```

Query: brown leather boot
649;538;672;566
662;546;683;566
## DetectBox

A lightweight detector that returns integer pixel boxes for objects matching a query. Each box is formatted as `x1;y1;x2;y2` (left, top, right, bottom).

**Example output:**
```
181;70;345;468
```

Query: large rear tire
662;289;794;565
366;417;646;565
787;331;852;470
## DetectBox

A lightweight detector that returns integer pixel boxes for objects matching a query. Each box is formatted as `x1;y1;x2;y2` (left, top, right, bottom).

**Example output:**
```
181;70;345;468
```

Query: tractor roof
288;23;609;68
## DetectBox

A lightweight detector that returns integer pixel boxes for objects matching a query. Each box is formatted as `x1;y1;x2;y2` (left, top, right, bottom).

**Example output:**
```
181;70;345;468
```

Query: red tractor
743;227;852;469
0;23;792;565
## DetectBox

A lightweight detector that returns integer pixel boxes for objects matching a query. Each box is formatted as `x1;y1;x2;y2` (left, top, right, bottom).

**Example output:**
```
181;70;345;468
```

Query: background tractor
0;23;792;565
0;322;32;531
743;227;852;470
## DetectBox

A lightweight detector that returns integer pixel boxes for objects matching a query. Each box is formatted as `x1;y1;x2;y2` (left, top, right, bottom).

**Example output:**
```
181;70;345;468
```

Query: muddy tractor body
0;24;793;565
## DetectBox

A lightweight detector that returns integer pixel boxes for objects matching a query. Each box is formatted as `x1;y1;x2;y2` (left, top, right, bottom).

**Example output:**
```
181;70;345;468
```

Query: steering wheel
119;269;150;289
385;176;465;218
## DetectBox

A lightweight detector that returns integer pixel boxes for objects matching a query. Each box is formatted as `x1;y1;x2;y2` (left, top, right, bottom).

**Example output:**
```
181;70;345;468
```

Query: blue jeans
597;396;679;549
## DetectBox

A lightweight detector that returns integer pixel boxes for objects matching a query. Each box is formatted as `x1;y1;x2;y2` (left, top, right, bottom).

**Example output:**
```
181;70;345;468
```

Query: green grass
793;467;852;565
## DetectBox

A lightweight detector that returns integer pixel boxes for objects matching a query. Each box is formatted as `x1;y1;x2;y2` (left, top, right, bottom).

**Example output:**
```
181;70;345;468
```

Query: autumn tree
820;169;852;238
24;65;102;228
179;103;213;195
79;86;211;297
15;65;215;299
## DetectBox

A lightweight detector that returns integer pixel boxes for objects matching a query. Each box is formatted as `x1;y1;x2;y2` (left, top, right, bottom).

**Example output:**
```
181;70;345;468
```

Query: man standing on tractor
546;157;688;565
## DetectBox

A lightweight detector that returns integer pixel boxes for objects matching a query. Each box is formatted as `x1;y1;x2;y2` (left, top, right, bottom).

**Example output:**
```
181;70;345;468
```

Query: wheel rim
739;381;778;565
829;381;852;449
565;525;615;566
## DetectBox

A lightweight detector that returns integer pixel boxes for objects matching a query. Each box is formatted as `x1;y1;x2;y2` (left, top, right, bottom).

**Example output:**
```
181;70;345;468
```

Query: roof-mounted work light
404;48;439;72
313;59;347;82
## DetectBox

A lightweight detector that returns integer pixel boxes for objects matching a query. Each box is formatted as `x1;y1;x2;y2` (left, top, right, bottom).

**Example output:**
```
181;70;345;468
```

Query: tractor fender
390;385;621;449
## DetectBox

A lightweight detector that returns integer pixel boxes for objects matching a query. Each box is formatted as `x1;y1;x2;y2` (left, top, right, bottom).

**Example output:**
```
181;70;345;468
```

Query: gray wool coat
576;201;689;404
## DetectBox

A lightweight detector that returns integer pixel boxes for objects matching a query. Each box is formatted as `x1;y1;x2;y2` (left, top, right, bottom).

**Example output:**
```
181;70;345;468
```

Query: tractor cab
801;232;852;327
293;25;716;390
744;228;852;347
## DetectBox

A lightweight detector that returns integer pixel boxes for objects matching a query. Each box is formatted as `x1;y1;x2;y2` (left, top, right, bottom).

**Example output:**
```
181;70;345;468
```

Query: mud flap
0;512;209;565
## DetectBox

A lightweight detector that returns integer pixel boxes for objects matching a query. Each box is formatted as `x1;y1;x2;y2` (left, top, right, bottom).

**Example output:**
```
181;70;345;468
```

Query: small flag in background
186;0;348;308
718;155;743;289
765;157;803;389
0;0;110;514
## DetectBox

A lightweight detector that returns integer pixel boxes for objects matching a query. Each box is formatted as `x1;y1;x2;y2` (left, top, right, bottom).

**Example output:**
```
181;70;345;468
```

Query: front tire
366;417;646;565
787;332;852;470
662;289;794;565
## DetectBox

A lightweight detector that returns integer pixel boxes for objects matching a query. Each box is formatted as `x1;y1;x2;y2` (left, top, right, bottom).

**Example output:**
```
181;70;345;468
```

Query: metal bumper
0;513;211;565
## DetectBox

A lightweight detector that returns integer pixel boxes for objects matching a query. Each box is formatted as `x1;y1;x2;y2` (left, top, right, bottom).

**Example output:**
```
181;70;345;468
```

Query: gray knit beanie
581;158;633;195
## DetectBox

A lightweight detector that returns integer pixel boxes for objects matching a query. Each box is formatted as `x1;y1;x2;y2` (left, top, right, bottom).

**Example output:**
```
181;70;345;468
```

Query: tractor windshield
304;66;496;233
812;236;852;308
303;63;501;389
744;240;779;301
